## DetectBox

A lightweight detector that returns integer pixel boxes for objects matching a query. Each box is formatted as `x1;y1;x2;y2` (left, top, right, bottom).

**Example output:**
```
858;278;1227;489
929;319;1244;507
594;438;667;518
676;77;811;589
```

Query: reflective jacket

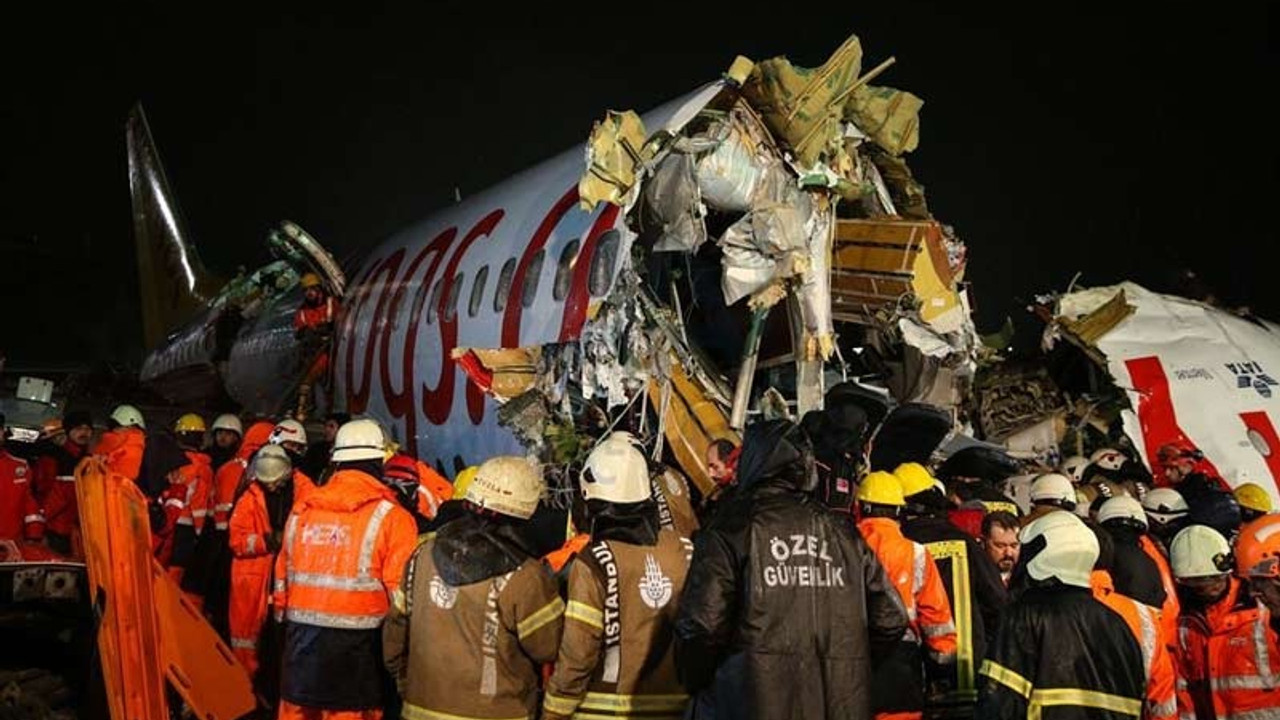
652;466;700;540
383;511;564;720
859;517;957;716
35;440;85;538
412;459;453;520
1174;578;1280;720
544;528;693;720
228;471;315;674
212;423;274;531
977;586;1145;719
1091;571;1178;720
93;426;146;481
273;468;417;709
294;296;339;331
1139;534;1182;648
0;450;44;541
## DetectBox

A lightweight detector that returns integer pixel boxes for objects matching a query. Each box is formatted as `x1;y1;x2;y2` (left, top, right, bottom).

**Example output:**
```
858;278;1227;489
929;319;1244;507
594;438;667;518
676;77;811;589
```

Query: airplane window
589;230;621;297
443;272;464;323
426;276;445;324
553;239;580;302
520;249;545;309
494;258;517;313
469;266;489;318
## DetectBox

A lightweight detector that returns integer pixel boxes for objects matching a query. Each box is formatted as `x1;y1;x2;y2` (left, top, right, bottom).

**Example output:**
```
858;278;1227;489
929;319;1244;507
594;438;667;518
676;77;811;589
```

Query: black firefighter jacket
673;419;909;720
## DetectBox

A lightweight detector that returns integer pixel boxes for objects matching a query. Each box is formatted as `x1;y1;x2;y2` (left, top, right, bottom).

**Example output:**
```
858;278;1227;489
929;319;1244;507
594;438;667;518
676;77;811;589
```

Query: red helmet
383;454;421;485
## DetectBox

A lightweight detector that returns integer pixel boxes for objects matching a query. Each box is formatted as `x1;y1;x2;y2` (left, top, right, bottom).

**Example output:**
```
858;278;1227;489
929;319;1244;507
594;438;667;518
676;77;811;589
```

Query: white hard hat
1142;488;1189;525
331;418;386;462
1061;455;1089;484
212;414;244;436
580;432;652;504
1170;524;1232;580
1018;511;1099;589
1030;473;1076;506
1090;448;1126;472
465;455;545;520
271;419;307;446
1097;495;1148;529
110;404;145;429
253;444;293;488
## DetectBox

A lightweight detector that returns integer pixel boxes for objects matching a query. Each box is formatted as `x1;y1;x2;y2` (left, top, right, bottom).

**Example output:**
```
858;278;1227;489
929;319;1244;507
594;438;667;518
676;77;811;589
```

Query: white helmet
110;404;145;430
465;455;544;520
212;414;244;436
253;444;293;488
1142;488;1190;524
581;432;651;504
1030;473;1076;507
331;419;386;462
1170;525;1232;580
1090;448;1126;472
1061;456;1090;484
1097;496;1148;529
271;419;307;446
1018;511;1099;589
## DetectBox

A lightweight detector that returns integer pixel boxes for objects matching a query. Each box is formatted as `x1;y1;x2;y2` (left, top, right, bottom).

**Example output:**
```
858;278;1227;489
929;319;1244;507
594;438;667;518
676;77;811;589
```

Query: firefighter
273;418;417;720
381;454;442;533
1142;488;1189;548
977;511;1145;718
1236;514;1280;615
1059;455;1089;485
37;410;92;557
1170;523;1280;719
169;413;215;583
1023;473;1076;525
270;419;309;467
1156;441;1228;504
674;419;909;720
0;412;44;543
933;446;1021;517
93;404;147;481
895;462;1008;718
383;455;563;720
149;435;196;568
855;471;957;720
1234;482;1273;524
1097;496;1167;609
293;273;340;421
210;413;244;470
542;433;693;720
229;443;315;707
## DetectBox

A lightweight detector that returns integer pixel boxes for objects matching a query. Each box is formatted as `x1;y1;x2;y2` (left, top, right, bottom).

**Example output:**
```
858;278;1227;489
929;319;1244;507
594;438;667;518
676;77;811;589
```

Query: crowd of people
3;400;1280;720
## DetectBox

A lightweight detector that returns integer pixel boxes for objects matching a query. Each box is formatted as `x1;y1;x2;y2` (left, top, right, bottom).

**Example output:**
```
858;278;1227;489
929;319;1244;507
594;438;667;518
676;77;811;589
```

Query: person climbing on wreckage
293;272;341;421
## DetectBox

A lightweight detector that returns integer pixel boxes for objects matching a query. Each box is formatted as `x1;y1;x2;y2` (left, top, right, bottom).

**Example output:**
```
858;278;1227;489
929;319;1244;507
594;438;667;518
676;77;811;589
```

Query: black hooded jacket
674;420;908;720
1103;524;1167;609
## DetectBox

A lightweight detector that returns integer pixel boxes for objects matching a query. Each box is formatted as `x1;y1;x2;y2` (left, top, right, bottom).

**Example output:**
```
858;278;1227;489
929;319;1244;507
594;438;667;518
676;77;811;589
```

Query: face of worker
706;447;732;484
1162;458;1195;484
67;424;93;447
214;429;241;449
305;287;323;305
1180;575;1230;604
1250;577;1280;616
324;419;341;444
984;525;1021;573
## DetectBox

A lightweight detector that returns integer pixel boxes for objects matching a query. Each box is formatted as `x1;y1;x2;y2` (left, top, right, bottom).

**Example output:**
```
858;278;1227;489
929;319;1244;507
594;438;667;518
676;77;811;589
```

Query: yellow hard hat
1235;482;1273;515
856;471;905;507
174;413;207;434
300;272;323;289
454;465;479;497
894;462;936;497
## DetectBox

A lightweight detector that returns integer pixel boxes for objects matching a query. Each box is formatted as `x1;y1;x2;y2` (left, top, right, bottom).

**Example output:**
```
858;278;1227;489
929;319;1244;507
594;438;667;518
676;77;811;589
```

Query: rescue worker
1023;473;1076;525
148;435;196;567
37;410;92;557
293;273;340;421
1169;524;1280;720
301;411;349;481
542;433;693;719
0;413;44;543
855;471;957;720
1087;523;1178;720
383;455;563;720
674;419;909;720
977;511;1145;718
229;444;315;707
381;454;433;533
1142;487;1190;548
1060;455;1089;485
93;404;147;481
980;511;1021;586
1097;496;1167;609
170;413;215;583
1236;514;1280;615
1234;482;1273;524
895;462;1008;718
1157;441;1228;503
210;413;244;471
270;419;309;466
273;418;417;720
934;446;1021;517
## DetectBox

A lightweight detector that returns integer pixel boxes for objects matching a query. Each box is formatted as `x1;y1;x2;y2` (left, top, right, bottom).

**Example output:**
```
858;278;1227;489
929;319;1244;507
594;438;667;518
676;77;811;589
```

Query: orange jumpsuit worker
293;273;341;420
92;404;147;481
856;471;957;720
1;412;44;543
170;413;215;583
273;419;417;720
229;444;315;705
36;411;93;558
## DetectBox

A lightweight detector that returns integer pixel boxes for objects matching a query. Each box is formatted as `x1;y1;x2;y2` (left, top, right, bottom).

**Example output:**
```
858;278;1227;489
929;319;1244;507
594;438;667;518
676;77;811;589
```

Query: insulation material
640;152;707;253
796;197;836;360
578;110;648;211
695;123;767;211
719;203;810;306
844;84;923;156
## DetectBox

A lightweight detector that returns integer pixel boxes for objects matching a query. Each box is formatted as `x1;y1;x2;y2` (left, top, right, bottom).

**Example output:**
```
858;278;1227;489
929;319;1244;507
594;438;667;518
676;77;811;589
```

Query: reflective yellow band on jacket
928;539;974;691
579;692;689;713
401;702;529;720
542;691;581;716
1028;688;1141;719
566;600;604;629
572;714;682;720
517;597;565;640
230;637;256;650
1150;697;1177;720
980;660;1032;699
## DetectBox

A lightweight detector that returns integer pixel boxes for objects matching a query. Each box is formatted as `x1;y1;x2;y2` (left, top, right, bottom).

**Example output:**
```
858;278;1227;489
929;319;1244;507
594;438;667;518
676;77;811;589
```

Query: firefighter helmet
1030;473;1076;507
1097;496;1148;530
174;413;207;434
893;463;936;498
1170;525;1233;580
331;418;386;462
1236;515;1280;579
1234;483;1273;516
212;414;244;436
1142;487;1190;524
253;444;293;488
856;471;905;507
1061;455;1090;484
1018;511;1098;589
300;272;323;289
454;465;479;497
580;432;651;504
466;455;544;520
1090;448;1126;472
271;419;307;446
110;405;145;430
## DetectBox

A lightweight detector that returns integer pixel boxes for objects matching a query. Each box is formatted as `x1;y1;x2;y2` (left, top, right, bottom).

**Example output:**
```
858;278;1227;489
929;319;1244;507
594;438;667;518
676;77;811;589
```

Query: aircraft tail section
127;104;223;349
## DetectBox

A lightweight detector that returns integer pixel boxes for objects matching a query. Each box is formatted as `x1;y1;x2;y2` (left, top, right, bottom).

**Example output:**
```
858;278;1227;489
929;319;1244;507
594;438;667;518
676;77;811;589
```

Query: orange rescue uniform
1091;571;1178;720
212;423;276;532
0;450;43;541
1140;533;1182;647
93;426;146;481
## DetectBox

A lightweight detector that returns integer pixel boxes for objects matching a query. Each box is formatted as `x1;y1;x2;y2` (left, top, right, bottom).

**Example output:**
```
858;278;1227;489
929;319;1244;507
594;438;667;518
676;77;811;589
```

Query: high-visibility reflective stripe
928;539;973;692
285;607;383;629
930;649;958;665
56;475;75;482
230;637;256;650
246;534;259;554
566;600;604;629
516;597;565;640
191;509;209;517
903;628;919;644
913;543;927;595
923;621;956;638
1150;697;1178;720
24;514;45;524
359;500;394;576
215;521;229;530
282;513;299;592
579;692;689;713
542;692;580;716
402;702;529;720
215;503;234;512
176;517;194;526
1254;610;1275;690
274;579;286;594
1223;710;1280;720
164;498;184;509
980;660;1032;699
287;571;385;592
1175;679;1187;691
1211;675;1275;691
1135;601;1157;681
1028;688;1141;718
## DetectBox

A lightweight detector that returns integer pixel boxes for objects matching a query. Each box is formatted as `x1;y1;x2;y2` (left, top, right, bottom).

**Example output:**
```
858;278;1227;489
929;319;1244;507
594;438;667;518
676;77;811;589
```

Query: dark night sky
3;3;1275;367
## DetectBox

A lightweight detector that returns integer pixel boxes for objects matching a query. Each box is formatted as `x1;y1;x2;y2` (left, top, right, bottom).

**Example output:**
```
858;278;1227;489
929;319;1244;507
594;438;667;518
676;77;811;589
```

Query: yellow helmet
893;462;936;497
856;471;905;507
174;413;207;433
454;465;479;497
1235;482;1274;515
300;272;323;289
